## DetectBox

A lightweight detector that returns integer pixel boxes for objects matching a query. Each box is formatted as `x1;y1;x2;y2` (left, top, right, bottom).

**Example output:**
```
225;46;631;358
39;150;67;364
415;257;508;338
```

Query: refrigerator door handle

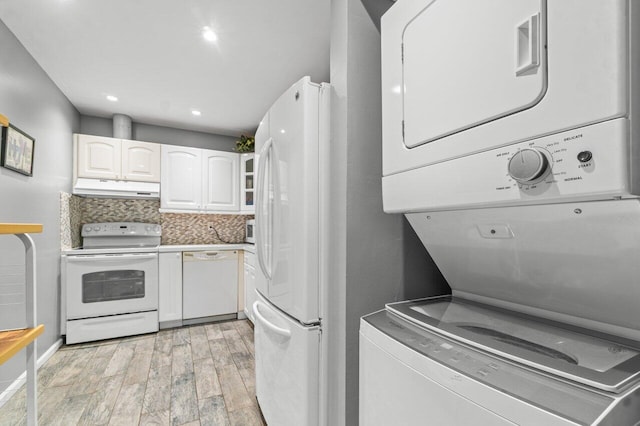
253;301;292;339
270;139;282;278
256;137;273;280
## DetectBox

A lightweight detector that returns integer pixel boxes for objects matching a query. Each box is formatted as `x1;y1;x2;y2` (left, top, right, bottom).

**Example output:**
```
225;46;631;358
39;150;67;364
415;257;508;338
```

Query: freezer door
255;77;324;323
253;293;320;426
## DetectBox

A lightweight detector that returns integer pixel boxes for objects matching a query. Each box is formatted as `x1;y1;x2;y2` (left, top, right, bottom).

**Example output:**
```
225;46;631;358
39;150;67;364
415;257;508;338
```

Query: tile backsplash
60;193;252;248
161;213;249;245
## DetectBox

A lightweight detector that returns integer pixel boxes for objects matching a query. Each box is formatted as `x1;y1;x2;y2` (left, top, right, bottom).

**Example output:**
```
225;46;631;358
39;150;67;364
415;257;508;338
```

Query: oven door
65;253;158;319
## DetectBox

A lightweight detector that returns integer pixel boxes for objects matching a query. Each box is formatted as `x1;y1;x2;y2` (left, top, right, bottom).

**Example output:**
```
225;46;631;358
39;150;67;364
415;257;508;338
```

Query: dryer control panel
383;118;631;212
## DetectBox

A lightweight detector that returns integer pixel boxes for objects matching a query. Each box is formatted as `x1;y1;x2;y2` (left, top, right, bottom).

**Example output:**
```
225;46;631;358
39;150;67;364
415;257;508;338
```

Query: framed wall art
1;124;35;176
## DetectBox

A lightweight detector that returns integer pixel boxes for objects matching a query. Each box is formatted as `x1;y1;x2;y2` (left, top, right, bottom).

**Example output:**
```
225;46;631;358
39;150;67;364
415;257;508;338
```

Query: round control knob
508;148;550;183
93;226;101;231
146;226;151;231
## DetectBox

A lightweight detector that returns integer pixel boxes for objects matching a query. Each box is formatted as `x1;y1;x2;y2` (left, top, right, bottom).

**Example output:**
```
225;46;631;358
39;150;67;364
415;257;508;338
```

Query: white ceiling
0;0;331;137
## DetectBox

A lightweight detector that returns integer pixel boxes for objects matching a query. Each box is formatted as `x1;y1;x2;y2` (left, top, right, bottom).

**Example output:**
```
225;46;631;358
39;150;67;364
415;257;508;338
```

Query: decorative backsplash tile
80;198;161;224
60;192;82;249
59;194;253;248
161;213;252;245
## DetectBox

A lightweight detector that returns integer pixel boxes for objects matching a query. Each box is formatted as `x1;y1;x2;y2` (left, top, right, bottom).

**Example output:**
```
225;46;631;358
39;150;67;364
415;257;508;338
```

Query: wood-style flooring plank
151;335;173;369
216;364;254;412
103;344;135;377
204;323;223;341
198;395;230;426
172;327;191;346
77;374;125;426
193;357;222;399
139;409;170;426
47;393;92;426
172;344;194;377
124;351;153;386
170;373;199;426
47;346;97;387
142;365;171;415
190;332;212;361
208;339;234;368
108;382;146;426
228;405;265;426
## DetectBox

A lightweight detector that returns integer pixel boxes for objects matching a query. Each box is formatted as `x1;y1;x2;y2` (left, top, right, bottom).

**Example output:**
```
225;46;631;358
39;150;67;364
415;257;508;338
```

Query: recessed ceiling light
191;110;202;116
202;27;217;43
106;95;118;102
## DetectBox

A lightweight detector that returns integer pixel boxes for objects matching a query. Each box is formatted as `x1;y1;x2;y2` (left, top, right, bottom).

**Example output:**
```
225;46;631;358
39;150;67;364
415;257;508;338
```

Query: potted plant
235;135;255;153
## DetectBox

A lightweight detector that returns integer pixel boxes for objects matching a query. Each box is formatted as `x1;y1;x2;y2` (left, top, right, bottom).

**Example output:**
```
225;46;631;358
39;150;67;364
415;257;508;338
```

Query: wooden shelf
0;223;43;235
0;325;44;365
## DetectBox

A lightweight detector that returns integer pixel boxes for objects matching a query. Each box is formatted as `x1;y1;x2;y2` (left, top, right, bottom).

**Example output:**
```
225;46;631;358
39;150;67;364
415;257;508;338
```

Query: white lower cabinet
158;251;183;328
244;251;257;323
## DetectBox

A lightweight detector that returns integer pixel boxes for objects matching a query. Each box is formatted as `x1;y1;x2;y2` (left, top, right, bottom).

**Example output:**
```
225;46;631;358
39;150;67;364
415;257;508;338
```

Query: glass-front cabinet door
241;153;255;212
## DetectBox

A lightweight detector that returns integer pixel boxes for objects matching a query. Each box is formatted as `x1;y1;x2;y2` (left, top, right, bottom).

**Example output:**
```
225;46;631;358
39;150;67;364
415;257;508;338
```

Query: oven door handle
66;253;158;262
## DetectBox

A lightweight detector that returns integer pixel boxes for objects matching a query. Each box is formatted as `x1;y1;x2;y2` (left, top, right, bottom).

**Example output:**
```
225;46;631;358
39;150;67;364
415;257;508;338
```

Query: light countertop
158;244;254;252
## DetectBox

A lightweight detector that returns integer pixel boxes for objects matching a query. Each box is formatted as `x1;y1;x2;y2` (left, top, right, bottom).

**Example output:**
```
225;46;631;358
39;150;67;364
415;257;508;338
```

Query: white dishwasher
182;250;238;322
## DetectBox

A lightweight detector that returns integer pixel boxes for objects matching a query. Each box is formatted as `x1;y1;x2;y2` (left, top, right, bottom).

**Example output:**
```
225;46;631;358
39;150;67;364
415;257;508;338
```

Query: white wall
0;20;79;394
327;0;450;424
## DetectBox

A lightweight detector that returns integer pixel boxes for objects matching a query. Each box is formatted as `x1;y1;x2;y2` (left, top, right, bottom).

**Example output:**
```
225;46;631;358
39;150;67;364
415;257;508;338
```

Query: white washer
360;306;640;426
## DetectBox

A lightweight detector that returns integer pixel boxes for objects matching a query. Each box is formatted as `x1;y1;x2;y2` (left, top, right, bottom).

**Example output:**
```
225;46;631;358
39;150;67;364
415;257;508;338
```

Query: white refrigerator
252;76;330;426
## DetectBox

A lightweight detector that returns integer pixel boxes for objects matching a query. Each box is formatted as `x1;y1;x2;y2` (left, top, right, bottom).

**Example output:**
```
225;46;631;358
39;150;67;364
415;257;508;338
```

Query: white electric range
61;222;161;344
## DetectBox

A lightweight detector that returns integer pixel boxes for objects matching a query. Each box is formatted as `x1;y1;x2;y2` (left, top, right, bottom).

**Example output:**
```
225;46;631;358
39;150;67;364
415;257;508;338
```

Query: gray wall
0;20;79;395
80;115;238;151
327;0;449;424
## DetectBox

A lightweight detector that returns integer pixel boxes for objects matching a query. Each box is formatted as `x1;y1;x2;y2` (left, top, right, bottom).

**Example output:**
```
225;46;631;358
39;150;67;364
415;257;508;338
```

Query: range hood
73;178;160;199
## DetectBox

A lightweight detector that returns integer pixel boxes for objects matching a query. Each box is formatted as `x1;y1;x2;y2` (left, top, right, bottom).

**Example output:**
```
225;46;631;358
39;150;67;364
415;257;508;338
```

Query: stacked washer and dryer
360;1;640;425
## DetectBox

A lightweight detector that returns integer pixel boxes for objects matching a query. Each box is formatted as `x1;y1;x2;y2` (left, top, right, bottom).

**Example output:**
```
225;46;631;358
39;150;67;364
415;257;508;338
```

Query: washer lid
388;296;640;393
406;200;640;342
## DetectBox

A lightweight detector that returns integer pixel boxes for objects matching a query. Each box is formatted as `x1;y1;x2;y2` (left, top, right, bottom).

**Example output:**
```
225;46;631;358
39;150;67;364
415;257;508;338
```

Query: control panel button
508;148;550;183
577;150;593;163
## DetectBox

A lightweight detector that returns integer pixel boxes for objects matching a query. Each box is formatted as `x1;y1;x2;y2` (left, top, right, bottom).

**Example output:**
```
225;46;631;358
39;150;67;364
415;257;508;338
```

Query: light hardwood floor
0;320;265;426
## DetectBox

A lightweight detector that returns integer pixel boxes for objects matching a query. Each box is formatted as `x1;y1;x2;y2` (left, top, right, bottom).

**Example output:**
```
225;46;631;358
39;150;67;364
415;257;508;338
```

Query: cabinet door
121;140;161;182
240;153;255;212
76;134;121;179
161;145;202;210
202;150;240;211
158;252;182;323
244;252;256;323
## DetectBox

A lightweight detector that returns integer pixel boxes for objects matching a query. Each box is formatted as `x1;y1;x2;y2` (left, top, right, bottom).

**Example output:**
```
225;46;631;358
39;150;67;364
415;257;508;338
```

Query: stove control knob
93;226;101;232
154;225;161;233
145;225;151;231
508;148;550;183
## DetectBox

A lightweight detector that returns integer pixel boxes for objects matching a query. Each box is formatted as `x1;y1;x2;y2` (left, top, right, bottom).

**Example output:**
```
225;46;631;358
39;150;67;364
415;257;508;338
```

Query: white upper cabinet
75;134;160;182
76;135;121;179
202;150;240;211
161;145;240;212
240;154;255;212
161;145;202;210
121;140;161;182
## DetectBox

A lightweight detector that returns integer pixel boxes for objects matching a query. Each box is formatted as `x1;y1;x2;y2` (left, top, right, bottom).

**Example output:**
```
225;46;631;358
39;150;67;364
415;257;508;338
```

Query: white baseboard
0;338;63;408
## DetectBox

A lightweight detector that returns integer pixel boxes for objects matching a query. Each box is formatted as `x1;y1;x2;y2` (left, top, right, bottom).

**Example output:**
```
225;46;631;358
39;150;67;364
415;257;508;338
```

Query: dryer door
398;0;547;149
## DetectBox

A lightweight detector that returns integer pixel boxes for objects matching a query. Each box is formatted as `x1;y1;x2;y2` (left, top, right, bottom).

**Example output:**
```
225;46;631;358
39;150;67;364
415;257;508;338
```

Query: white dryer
362;0;640;425
381;0;640;212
